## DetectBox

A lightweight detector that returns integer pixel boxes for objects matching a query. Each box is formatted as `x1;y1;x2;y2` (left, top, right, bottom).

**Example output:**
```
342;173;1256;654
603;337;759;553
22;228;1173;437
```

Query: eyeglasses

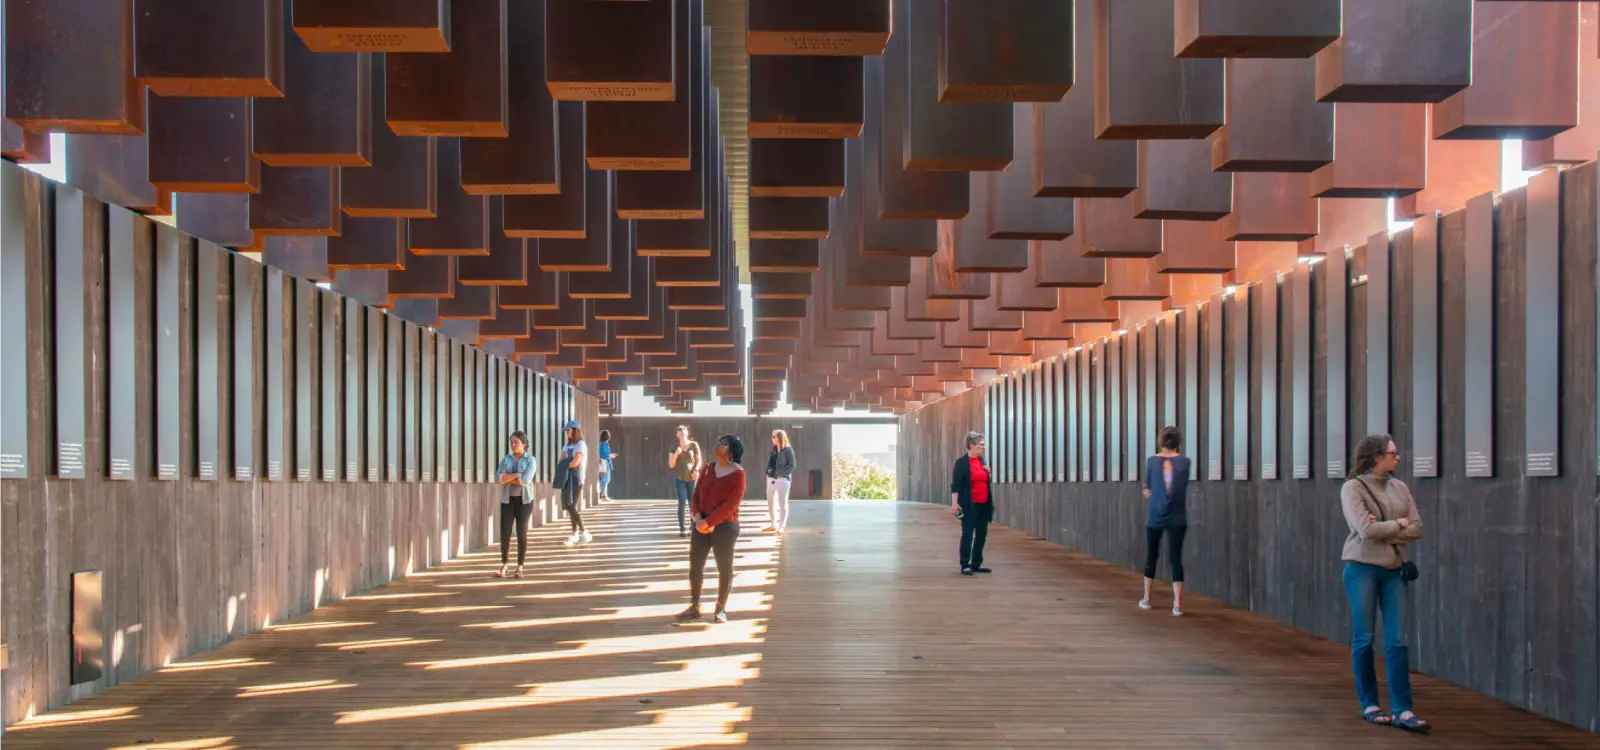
1383;450;1401;457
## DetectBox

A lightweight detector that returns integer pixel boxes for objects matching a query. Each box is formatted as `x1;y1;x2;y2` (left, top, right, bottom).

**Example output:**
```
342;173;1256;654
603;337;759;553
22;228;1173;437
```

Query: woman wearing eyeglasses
949;431;992;576
1341;435;1427;733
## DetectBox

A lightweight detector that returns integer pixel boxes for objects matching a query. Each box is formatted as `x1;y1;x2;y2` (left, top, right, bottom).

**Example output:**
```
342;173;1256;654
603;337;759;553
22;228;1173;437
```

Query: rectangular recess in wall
0;164;28;479
1525;168;1560;477
451;342;463;482
1066;350;1078;481
1081;347;1093;481
1463;191;1495;478
1027;367;1037;482
405;323;418;481
1044;359;1055;482
1109;337;1122;482
55;187;90;479
1161;314;1177;431
1056;355;1067;481
322;290;340;481
107;207;140;481
1094;343;1107;482
1206;297;1223;481
1291;265;1311;479
1231;288;1250;481
1259;274;1279;480
1182;309;1199;481
366;308;382;482
70;571;104;685
1325;246;1348;478
234;255;256;482
387;315;401;481
155;225;183;481
1367;232;1390;435
1143;322;1157;470
1125;329;1139;482
1412;212;1440;477
421;328;435;482
345;296;363;482
295;279;314;481
196;240;220;481
265;268;285;481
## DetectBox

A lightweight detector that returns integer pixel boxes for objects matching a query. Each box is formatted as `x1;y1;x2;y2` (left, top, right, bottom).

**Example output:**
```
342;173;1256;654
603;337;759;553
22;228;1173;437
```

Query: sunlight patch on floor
458;702;751;750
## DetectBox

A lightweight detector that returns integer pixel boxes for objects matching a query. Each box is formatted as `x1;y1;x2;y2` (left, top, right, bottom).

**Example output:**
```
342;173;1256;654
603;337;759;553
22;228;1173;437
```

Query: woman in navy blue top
1141;426;1191;616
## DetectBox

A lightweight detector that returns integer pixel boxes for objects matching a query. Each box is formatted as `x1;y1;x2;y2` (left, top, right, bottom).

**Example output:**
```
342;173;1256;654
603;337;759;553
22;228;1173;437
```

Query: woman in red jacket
675;434;746;624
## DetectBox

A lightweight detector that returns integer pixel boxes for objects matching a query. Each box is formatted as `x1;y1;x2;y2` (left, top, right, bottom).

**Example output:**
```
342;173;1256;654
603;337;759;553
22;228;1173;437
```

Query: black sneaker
972;567;992;574
961;567;975;576
674;606;702;622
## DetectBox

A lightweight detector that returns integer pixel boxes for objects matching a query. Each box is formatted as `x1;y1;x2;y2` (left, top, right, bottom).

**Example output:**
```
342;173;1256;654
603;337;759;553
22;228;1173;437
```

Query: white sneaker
1137;599;1152;610
1172;606;1184;617
564;533;580;546
580;531;593;544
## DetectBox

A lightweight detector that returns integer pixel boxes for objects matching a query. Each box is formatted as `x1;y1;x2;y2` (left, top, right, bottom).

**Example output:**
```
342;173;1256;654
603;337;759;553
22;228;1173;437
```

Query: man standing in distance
670;425;703;538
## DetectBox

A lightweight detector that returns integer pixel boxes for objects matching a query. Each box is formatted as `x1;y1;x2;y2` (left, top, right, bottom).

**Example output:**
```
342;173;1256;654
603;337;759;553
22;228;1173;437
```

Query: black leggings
1143;526;1187;583
562;474;585;533
500;497;532;566
688;522;740;611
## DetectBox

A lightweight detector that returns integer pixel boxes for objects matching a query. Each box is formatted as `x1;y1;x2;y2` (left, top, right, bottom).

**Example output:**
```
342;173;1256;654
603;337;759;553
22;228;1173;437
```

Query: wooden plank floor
5;500;1597;749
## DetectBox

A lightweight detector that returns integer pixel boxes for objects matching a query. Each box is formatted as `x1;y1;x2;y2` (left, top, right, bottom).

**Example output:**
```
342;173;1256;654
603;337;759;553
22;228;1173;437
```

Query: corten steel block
952;177;1027;272
589;0;697;168
460;0;557;193
1133;137;1233;220
1076;195;1161;258
1156;221;1236;274
342;58;436;217
861;55;939;255
905;259;962;320
546;0;674;101
135;0;284;97
567;210;634;298
616;21;709;216
176;192;254;247
1174;0;1341;58
750;138;844;197
1213;57;1333;172
504;101;588;238
66;134;171;214
1311;102;1426;198
1;125;50;163
903;0;1011;171
293;0;451;53
437;282;495;319
750;198;829;239
749;239;821;272
1031;238;1106;287
332;268;391;308
1220;172;1319;242
939;0;1073;103
146;94;260;193
996;262;1056;311
594;252;655;319
407;138;489;255
255;7;371;167
1296;196;1384;259
1229;241;1297;285
388;248;454;299
1022;311;1076;341
536;169;614;271
1058;286;1119;322
250;166;342;236
385;0;506;137
262;236;331;282
1104;257;1171;301
328;216;406;270
1033;1;1136;197
1314;0;1471;103
6;0;144;134
497;264;559;310
876;18;967;218
987;107;1074;240
1391;135;1501;219
925;222;994;298
1095;0;1224;139
746;0;889;56
457;201;528;285
749;54;864;139
1521;4;1600;169
1432;1;1579;141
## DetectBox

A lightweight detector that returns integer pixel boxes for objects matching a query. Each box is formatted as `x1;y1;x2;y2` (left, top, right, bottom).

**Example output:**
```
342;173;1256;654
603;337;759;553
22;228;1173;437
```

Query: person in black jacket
764;429;797;534
949;431;994;576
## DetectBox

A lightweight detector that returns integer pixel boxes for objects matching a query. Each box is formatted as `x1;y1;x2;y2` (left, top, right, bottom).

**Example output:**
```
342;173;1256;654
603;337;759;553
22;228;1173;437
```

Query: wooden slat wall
599;416;873;501
0;164;599;726
899;161;1600;732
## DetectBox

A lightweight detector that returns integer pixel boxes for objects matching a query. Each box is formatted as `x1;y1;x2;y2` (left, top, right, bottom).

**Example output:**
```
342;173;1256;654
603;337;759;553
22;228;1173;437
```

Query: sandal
494;565;509;578
513;566;523;579
1359;706;1392;726
1391;711;1429;734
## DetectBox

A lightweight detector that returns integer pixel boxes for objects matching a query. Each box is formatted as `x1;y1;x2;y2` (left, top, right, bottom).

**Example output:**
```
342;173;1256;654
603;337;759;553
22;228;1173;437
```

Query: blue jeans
1343;561;1413;713
673;478;696;532
598;471;611;497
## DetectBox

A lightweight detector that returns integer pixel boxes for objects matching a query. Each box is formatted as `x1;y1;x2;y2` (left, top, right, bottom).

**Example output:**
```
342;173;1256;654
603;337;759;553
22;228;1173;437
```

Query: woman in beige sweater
1340;434;1428;733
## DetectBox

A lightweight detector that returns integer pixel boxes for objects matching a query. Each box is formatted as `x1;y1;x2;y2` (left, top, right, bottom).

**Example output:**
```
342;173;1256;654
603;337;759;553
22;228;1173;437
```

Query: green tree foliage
832;453;896;499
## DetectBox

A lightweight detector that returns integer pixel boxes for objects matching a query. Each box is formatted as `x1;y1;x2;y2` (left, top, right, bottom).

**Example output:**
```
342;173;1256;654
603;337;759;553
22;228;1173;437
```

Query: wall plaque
366;308;382;482
421;328;435;483
196;240;220;481
1325;246;1348;478
1206;297;1223;481
322;290;339;481
1182;309;1199;480
1109;338;1122;482
1125;329;1140;482
107;207;140;480
1056;355;1067;481
1291;265;1312;479
234;255;256;482
387;314;401;481
346;296;363;482
0;164;28;478
1161;315;1177;430
404;323;418;481
155;225;183;481
1143;322;1157;471
451;342;462;483
1094;344;1106;481
1412;212;1440;477
1463;191;1495;478
265;268;285;481
1525;168;1559;476
1366;232;1391;435
1232;289;1250;481
55;188;91;479
294;279;313;481
1260;275;1280;480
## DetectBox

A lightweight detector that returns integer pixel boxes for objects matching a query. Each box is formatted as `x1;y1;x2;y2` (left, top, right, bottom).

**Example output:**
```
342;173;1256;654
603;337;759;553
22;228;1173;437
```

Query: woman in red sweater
676;434;747;624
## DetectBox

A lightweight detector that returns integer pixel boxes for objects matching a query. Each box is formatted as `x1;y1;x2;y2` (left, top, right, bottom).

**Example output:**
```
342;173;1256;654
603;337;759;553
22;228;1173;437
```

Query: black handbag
1354;480;1420;582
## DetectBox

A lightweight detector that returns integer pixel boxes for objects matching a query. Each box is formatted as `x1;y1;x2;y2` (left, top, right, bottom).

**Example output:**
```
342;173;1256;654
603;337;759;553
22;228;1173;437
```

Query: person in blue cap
557;419;591;545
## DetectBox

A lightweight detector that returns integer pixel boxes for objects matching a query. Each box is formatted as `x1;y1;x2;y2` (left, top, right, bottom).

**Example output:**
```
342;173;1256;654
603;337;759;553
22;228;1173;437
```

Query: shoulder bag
1353;480;1420;582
